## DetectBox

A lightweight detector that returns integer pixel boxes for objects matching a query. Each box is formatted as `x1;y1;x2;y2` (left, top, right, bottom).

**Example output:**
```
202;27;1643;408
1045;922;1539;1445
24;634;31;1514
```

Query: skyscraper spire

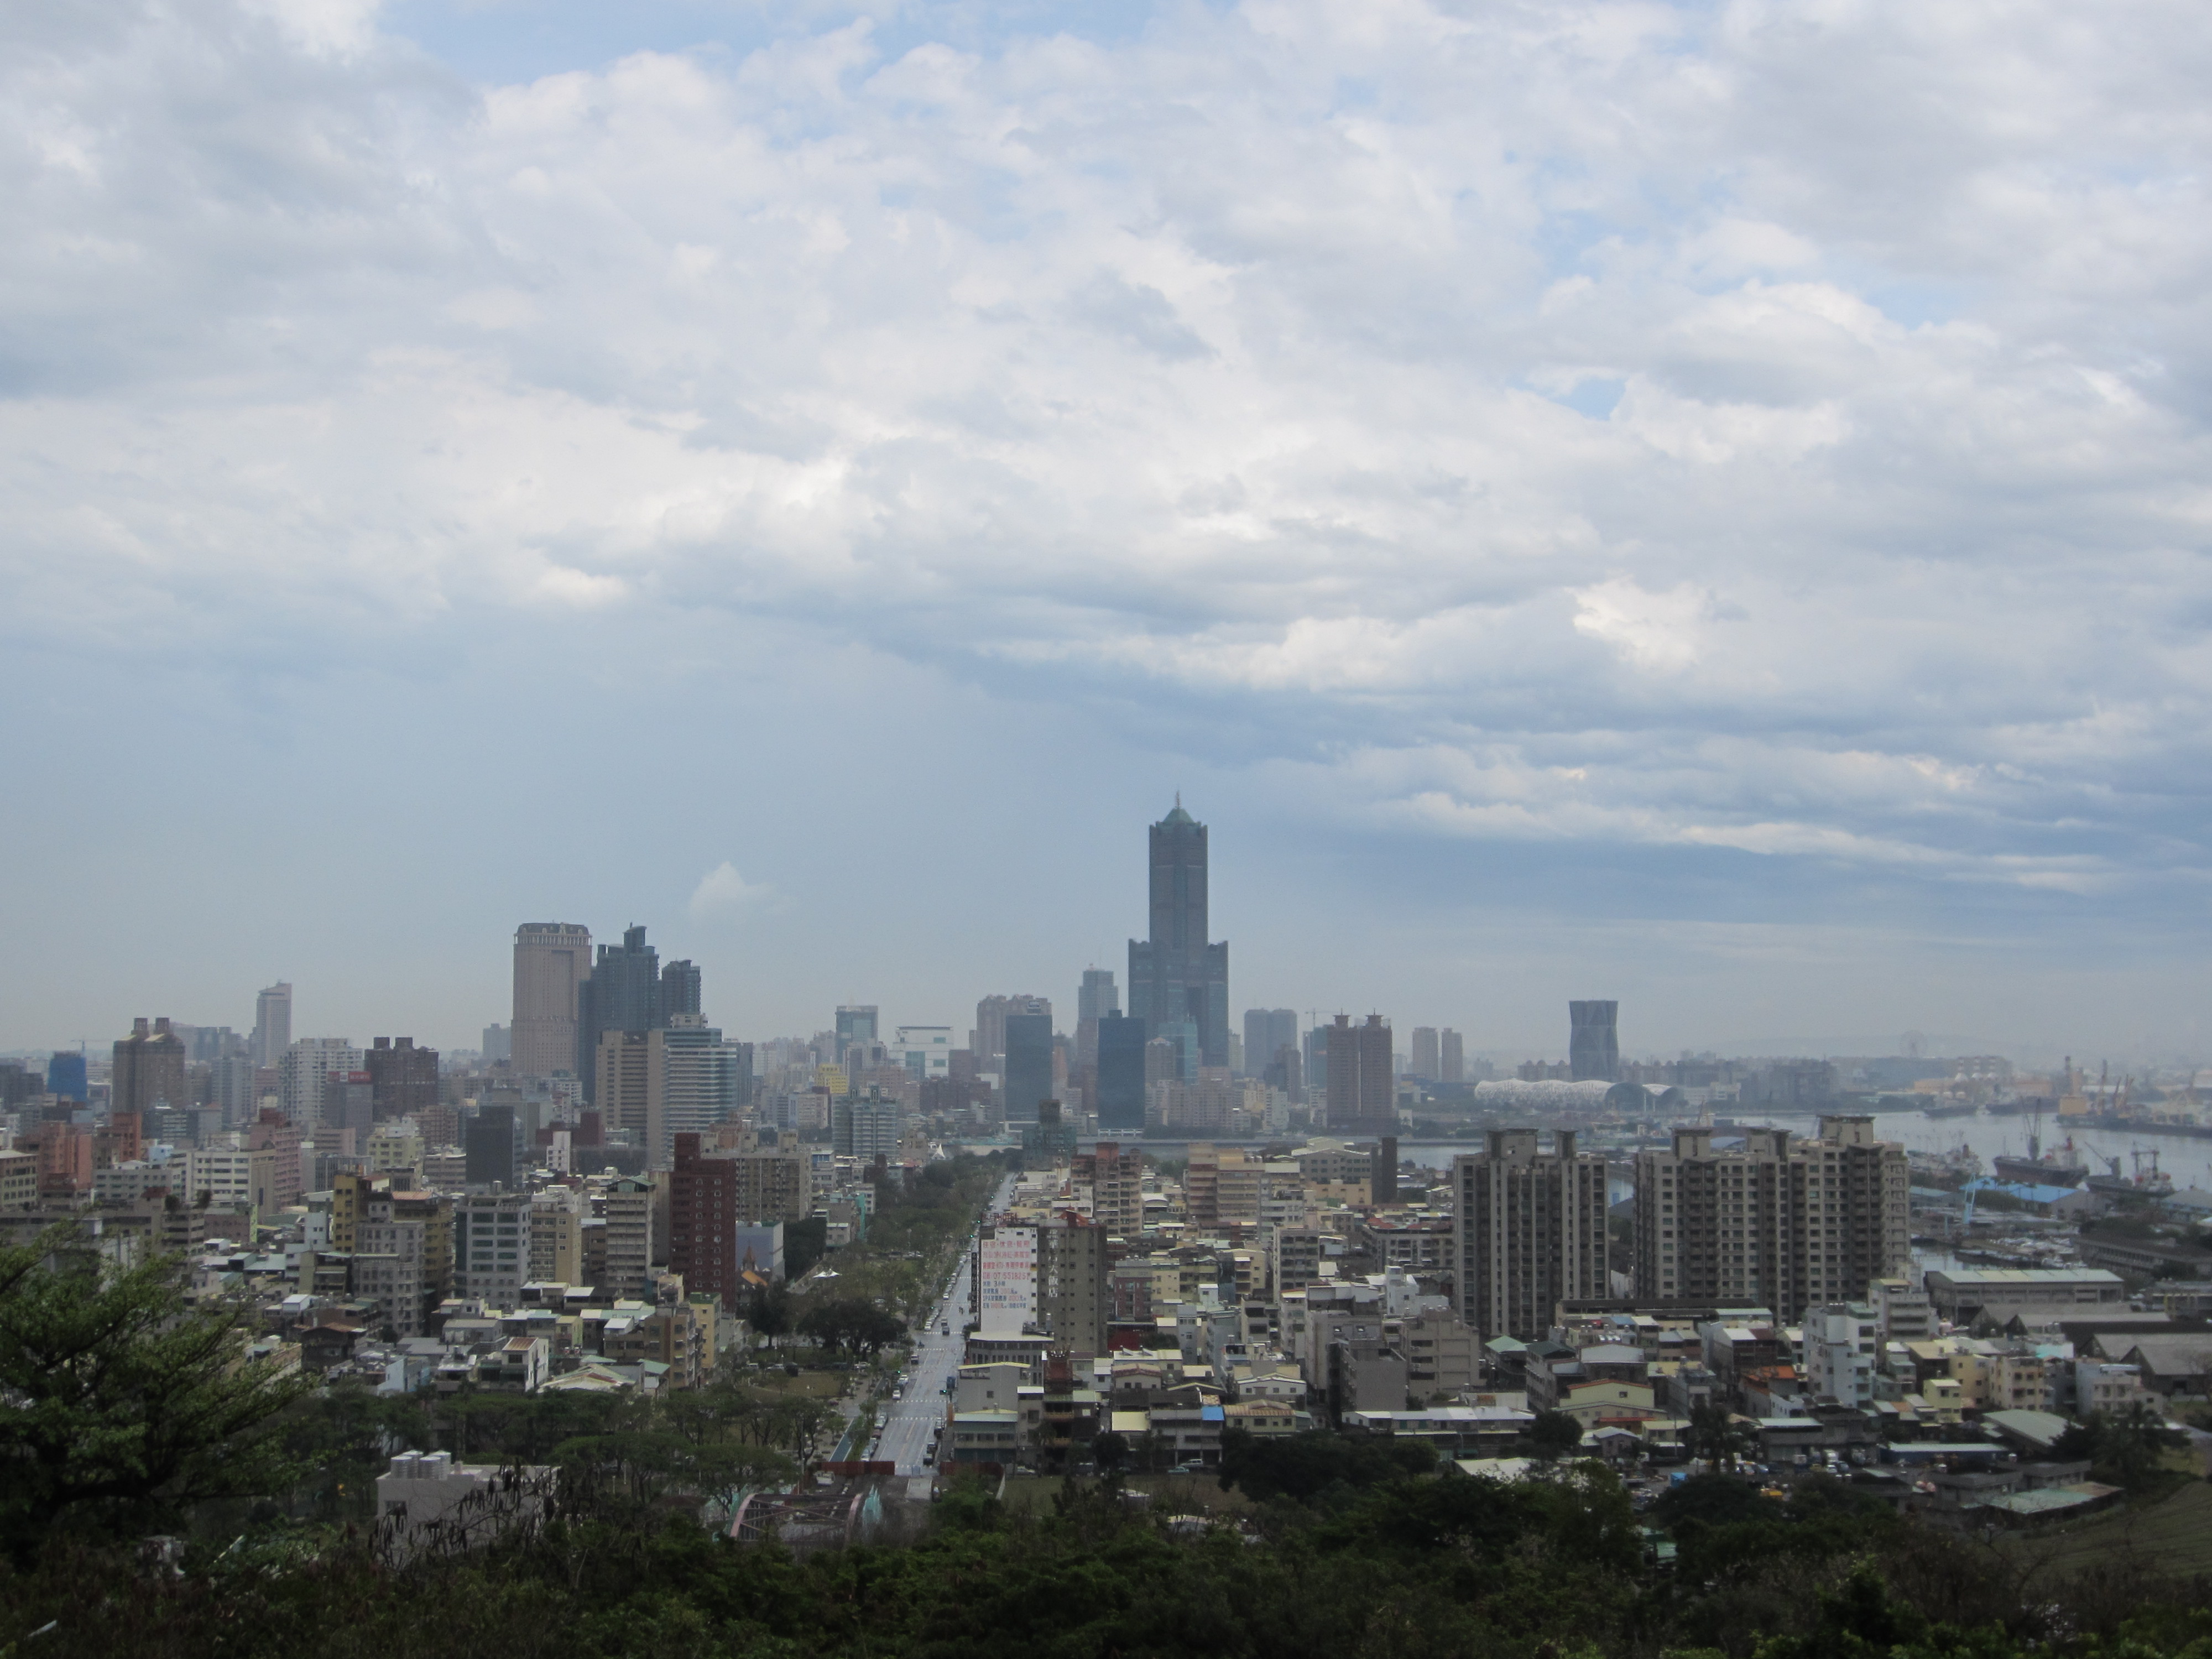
1129;801;1228;1072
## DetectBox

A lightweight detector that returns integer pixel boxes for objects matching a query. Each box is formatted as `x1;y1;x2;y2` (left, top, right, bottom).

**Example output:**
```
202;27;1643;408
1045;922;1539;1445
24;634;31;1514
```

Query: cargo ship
1992;1140;2088;1188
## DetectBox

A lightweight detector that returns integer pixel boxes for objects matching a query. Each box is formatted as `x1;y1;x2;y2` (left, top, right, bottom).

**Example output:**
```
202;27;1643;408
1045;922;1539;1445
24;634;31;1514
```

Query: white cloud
688;862;777;917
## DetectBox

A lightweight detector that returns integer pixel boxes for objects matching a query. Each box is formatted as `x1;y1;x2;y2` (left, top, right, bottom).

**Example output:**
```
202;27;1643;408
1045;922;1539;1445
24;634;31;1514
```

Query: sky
3;0;2209;1066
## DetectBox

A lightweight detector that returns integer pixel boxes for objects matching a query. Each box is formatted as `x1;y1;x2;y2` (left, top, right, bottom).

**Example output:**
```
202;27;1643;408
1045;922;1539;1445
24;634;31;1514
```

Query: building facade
1453;1129;1610;1342
365;1036;440;1122
279;1037;363;1129
1128;802;1229;1073
512;924;590;1080
1326;1014;1396;1136
252;982;293;1071
454;1190;534;1306
1001;1006;1055;1125
1568;1001;1620;1083
112;1017;189;1117
1632;1117;1911;1322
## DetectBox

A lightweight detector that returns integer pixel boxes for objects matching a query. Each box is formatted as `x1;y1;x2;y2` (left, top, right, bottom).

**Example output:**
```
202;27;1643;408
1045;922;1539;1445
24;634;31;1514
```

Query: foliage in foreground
0;1223;317;1562
6;1465;2212;1659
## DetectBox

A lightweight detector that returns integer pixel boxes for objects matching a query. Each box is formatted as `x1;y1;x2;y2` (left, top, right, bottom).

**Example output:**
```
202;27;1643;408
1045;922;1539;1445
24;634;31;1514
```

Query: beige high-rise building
596;1030;663;1159
1453;1129;1610;1342
513;923;592;1079
1634;1115;1909;1322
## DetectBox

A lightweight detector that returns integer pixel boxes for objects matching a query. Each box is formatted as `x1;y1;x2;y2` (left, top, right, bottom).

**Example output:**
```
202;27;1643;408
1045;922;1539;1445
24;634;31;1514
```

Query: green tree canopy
0;1222;316;1559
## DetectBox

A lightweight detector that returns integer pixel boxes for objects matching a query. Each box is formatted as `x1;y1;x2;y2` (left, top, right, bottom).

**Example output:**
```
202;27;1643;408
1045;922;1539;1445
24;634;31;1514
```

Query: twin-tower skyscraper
1128;798;1229;1075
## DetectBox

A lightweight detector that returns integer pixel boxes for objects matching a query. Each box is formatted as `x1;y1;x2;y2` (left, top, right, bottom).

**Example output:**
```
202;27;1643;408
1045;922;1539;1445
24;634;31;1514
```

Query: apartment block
602;1176;656;1299
1453;1129;1609;1342
1037;1217;1110;1357
1633;1117;1909;1322
529;1189;583;1285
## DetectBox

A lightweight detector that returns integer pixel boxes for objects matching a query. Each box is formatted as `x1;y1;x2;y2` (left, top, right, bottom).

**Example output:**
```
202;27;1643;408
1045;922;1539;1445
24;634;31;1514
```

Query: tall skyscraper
112;1018;187;1117
1324;1014;1395;1135
1454;1129;1610;1341
1001;1005;1055;1125
1568;1000;1620;1083
512;924;591;1079
252;983;293;1070
834;1005;879;1061
1242;1008;1297;1081
1634;1117;1910;1322
1128;800;1229;1072
662;958;702;1020
1095;1011;1148;1131
1410;1027;1440;1082
577;926;690;1103
1439;1029;1465;1084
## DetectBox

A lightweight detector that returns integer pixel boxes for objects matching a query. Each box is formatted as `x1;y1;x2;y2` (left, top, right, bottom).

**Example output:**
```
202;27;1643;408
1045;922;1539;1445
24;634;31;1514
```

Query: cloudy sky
4;0;2208;1064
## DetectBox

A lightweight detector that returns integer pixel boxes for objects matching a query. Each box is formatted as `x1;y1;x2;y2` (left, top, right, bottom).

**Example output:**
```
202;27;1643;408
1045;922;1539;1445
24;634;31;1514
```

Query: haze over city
4;0;2209;1063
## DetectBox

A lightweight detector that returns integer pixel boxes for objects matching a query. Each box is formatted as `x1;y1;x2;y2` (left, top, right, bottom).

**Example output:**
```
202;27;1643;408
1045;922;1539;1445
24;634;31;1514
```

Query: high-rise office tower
834;1005;879;1062
365;1036;439;1122
1634;1117;1910;1322
972;993;1046;1075
659;1015;745;1162
1128;800;1229;1072
1439;1029;1465;1085
481;1024;512;1064
1453;1129;1610;1341
251;983;293;1070
1075;970;1119;1069
1078;970;1120;1021
1095;1011;1148;1132
1324;1014;1395;1136
1001;1006;1055;1125
512;924;591;1079
1568;1000;1620;1083
112;1018;189;1117
661;959;702;1020
1410;1027;1440;1082
1242;1009;1297;1081
279;1037;361;1128
578;926;686;1103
